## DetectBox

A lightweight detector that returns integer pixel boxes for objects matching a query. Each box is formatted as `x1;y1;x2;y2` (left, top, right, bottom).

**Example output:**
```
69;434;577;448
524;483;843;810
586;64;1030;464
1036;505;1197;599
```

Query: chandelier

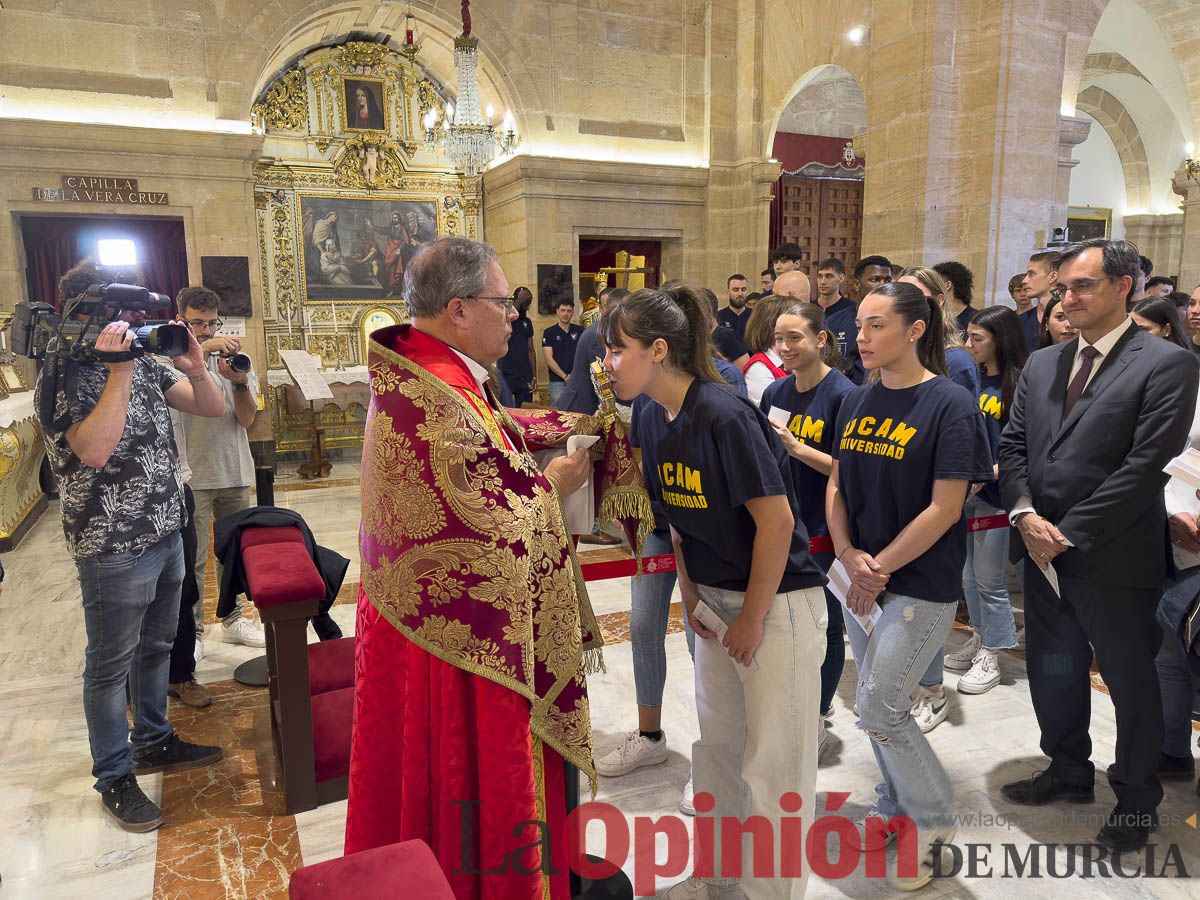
422;1;518;177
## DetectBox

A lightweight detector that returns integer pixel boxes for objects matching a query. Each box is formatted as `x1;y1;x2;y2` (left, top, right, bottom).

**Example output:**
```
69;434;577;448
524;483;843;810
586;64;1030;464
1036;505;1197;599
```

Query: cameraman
37;258;226;831
176;286;265;649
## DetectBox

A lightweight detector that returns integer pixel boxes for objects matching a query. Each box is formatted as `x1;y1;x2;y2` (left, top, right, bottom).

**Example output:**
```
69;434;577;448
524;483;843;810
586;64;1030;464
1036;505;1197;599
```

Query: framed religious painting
298;195;439;302
1067;206;1111;242
343;77;388;133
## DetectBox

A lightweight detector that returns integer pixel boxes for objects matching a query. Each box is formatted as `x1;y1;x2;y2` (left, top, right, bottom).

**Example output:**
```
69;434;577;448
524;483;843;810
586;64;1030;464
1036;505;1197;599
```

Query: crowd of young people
581;238;1200;899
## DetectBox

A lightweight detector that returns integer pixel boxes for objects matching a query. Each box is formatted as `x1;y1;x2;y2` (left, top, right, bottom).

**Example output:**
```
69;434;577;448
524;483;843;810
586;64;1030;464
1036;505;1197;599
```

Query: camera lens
226;352;252;373
133;323;190;357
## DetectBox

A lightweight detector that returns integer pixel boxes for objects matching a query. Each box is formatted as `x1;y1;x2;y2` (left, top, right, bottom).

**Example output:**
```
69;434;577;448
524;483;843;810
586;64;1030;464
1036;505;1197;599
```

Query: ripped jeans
844;592;957;830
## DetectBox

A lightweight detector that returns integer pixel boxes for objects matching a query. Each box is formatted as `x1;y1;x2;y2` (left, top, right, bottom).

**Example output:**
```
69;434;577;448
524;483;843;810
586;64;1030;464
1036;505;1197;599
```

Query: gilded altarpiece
252;41;481;453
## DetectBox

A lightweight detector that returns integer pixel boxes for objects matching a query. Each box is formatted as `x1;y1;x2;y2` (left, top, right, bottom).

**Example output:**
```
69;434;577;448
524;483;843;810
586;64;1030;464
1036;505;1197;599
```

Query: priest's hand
544;447;590;496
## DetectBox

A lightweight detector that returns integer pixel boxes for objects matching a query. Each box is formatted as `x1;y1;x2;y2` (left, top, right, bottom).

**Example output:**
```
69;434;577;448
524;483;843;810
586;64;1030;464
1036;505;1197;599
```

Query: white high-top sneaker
957;647;1001;694
943;630;982;672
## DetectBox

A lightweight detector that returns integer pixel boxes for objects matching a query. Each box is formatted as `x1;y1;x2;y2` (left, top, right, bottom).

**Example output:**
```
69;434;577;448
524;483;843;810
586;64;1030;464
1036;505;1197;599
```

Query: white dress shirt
450;347;516;451
744;348;784;405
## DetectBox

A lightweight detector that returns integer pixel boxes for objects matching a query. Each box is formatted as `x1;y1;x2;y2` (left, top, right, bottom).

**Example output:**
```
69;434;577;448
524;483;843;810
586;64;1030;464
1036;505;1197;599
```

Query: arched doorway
767;65;867;285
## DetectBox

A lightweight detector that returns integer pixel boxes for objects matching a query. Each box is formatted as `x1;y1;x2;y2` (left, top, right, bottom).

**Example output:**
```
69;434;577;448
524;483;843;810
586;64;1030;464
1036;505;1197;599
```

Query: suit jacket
213;506;349;619
998;324;1199;589
555;323;601;415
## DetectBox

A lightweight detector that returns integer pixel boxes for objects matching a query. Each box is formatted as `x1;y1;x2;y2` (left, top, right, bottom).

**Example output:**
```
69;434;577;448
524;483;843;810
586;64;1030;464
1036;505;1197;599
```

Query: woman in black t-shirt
827;282;993;890
599;283;827;898
759;304;855;737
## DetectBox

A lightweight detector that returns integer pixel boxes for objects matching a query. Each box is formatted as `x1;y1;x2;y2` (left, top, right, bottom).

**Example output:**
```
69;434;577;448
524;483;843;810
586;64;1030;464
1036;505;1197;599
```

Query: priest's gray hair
404;236;499;318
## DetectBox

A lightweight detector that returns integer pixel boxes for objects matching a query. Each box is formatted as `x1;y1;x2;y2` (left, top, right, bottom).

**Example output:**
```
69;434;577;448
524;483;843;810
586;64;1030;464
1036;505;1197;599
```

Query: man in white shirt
177;287;265;649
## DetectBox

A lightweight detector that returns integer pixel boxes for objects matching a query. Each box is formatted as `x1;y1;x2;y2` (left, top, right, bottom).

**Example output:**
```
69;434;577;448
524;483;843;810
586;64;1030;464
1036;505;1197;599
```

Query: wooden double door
775;176;863;282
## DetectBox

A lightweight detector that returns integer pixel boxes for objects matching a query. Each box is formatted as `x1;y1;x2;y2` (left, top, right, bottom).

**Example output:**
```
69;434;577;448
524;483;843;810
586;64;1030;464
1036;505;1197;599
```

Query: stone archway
1075;85;1153;210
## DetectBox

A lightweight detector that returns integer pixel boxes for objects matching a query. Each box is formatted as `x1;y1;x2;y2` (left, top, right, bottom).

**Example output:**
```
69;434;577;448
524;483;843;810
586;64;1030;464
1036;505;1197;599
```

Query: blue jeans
76;532;183;791
631;529;687;708
846;592;957;829
547;380;566;405
962;497;1018;649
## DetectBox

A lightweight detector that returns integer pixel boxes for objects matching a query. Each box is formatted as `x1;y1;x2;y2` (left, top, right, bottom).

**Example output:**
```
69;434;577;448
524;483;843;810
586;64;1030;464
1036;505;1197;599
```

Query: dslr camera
12;282;189;363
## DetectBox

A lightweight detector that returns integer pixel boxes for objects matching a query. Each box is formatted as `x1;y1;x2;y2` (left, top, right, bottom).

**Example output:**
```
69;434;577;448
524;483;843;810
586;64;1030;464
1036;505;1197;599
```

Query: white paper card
279;349;334;401
826;559;884;636
692;599;759;681
1036;560;1062;598
1164;447;1200;491
215;316;246;337
535;434;601;536
767;406;790;428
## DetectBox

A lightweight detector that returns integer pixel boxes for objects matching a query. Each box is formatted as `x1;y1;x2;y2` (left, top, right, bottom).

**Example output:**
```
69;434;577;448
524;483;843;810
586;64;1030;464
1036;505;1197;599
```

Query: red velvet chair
288;840;454;899
241;526;355;814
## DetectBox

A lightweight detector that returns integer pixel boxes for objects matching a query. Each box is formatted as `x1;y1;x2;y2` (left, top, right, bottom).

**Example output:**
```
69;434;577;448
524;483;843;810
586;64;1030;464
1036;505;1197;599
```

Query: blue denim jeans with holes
76;532;183;791
845;591;957;830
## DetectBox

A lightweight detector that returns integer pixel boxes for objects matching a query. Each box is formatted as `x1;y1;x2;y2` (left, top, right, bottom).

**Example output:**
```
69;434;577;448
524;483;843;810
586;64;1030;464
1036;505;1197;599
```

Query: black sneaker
133;733;223;775
101;773;164;832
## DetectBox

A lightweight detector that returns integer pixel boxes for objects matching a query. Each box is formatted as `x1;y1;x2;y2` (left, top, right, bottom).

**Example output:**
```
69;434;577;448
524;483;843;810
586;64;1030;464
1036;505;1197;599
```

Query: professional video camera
12;282;189;364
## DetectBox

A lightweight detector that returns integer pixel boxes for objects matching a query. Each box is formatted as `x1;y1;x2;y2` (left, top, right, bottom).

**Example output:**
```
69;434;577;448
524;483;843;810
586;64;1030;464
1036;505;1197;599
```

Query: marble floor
1;470;1197;898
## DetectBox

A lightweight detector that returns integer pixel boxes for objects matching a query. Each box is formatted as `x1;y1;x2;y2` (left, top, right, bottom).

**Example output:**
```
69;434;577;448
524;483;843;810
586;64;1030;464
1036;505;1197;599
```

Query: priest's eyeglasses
466;295;517;313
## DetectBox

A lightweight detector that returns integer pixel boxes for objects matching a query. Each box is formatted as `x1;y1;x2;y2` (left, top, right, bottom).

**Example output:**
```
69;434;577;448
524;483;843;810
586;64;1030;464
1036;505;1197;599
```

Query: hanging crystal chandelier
422;1;518;177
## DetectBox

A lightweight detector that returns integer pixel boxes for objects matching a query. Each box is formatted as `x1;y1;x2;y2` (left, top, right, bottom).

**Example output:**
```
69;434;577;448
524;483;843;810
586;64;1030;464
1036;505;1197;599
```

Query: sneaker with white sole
818;716;830;762
957;648;1001;694
193;637;205;666
843;806;900;853
594;730;668;777
679;772;695;816
221;617;265;648
887;825;957;892
910;686;949;734
943;630;981;672
663;876;746;899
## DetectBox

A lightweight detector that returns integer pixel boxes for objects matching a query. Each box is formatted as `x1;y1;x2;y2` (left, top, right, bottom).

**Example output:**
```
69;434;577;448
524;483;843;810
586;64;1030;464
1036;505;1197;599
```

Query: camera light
847;25;868;45
98;239;137;267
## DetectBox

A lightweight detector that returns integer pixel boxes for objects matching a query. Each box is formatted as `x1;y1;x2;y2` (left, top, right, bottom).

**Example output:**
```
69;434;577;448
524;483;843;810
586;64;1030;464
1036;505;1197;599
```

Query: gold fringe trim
599;486;653;574
583;647;605;676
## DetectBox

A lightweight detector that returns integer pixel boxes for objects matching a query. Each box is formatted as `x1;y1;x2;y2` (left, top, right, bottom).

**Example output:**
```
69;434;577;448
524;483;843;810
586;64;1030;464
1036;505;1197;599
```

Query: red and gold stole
361;325;648;788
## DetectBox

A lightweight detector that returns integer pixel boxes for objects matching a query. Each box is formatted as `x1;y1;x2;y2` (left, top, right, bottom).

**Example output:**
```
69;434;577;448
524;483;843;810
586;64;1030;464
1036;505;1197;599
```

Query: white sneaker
663;876;746;899
193;637;205;666
821;703;835;722
594;730;668;777
887;825;957;892
910;686;949;734
679;772;695;816
843;806;901;853
221;617;266;648
818;716;830;763
943;630;981;672
957;648;1001;694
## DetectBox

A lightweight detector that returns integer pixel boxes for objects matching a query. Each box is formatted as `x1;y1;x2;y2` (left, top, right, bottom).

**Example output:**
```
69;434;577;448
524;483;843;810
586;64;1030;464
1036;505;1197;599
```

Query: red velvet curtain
20;215;189;312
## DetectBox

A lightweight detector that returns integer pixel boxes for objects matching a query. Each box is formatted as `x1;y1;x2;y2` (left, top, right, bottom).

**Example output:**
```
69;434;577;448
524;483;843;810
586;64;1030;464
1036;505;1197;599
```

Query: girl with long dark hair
946;306;1029;694
601;284;828;899
759;304;854;754
1131;296;1188;348
827;282;992;889
1039;291;1078;347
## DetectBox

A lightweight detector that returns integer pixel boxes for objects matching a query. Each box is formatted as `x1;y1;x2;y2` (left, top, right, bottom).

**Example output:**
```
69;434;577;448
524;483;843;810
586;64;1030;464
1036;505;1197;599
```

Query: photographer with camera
35;258;227;831
176;286;265;649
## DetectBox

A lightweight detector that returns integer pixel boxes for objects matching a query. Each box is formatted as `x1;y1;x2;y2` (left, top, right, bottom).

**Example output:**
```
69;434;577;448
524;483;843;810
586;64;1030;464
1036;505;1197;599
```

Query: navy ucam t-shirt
760;369;856;540
976;373;1003;508
637;379;827;593
832;376;993;603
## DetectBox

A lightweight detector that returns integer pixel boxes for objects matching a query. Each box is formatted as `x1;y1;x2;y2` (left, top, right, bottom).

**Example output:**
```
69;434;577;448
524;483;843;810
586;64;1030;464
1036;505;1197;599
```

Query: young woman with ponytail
759;304;855;752
601;283;828;900
826;281;993;890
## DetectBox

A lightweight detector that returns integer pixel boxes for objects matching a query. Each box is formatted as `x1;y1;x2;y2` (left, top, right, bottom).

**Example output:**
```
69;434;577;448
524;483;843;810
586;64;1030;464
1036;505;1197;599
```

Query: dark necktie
1063;346;1100;417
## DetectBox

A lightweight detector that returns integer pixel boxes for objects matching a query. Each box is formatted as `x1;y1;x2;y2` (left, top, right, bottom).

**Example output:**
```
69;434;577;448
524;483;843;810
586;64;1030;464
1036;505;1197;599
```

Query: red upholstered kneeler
240;526;355;813
288;840;454;899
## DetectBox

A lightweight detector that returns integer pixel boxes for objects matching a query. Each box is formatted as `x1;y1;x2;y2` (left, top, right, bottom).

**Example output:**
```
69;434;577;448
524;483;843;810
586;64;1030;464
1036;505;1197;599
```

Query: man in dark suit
998;238;1199;852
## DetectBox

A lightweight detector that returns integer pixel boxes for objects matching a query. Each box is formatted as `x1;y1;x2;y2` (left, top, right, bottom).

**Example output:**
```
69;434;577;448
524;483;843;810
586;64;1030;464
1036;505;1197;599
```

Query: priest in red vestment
347;237;646;900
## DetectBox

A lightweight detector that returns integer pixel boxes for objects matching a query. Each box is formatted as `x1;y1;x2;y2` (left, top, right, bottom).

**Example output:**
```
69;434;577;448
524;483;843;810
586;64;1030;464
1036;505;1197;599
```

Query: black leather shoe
1001;770;1094;806
1095;809;1156;853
